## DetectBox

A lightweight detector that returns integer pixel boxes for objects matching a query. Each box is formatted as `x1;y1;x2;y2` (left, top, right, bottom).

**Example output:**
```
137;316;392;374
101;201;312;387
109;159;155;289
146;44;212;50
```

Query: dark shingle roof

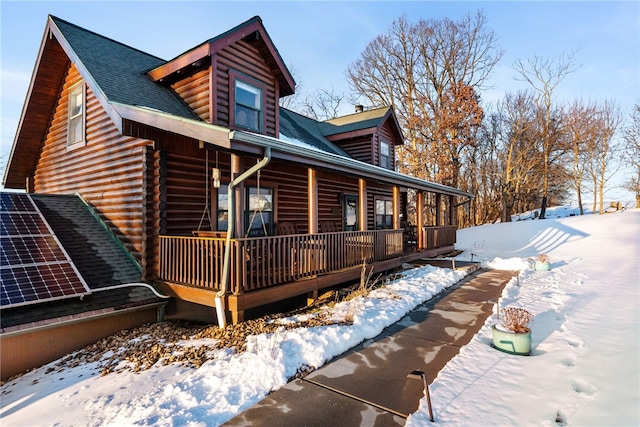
279;108;351;157
31;194;142;288
319;106;393;136
50;15;199;120
0;193;165;331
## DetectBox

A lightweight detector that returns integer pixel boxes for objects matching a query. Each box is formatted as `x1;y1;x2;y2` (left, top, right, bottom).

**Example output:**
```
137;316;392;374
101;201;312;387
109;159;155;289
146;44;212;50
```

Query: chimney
355;105;364;113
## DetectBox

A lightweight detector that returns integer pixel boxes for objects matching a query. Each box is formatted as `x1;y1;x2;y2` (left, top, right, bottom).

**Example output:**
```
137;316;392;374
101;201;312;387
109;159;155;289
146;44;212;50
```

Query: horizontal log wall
162;148;231;236
258;160;309;232
377;120;397;167
337;136;373;164
216;40;278;136
317;170;358;228
33;64;152;263
171;69;210;122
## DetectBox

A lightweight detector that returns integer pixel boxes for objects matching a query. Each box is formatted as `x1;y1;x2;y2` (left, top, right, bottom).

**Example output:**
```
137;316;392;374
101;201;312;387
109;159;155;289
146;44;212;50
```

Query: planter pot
534;261;550;271
492;324;531;355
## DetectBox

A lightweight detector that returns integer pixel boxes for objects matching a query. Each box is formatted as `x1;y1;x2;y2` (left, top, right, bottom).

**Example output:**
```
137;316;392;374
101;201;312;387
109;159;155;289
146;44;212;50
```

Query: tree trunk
539;196;547;220
577;186;584;215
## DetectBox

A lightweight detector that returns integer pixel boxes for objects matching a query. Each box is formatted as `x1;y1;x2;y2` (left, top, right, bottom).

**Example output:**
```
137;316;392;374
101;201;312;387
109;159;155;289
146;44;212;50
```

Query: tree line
284;11;640;228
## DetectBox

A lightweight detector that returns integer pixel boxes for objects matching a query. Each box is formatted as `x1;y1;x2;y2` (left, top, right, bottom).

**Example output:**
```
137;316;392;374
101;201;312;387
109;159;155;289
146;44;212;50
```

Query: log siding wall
32;65;153;264
215;40;278;136
171;69;210;122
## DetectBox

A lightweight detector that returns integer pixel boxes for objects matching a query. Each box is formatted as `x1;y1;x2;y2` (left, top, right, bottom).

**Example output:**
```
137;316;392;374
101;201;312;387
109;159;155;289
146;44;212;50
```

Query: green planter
492;324;531;355
534;261;550;271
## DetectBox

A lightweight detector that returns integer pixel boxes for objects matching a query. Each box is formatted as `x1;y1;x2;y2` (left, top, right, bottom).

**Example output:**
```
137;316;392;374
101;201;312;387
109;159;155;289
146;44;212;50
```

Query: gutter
229;130;474;199
216;147;272;328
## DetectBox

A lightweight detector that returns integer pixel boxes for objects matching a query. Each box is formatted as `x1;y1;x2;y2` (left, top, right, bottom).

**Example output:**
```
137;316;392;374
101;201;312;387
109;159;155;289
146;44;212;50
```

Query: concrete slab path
225;268;517;426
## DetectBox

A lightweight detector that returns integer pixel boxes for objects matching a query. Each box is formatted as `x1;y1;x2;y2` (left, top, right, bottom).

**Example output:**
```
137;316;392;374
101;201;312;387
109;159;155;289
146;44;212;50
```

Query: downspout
215;147;271;328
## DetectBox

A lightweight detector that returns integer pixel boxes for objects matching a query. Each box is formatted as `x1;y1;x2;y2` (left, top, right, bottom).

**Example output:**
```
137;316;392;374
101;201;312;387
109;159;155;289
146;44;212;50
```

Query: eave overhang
111;102;231;149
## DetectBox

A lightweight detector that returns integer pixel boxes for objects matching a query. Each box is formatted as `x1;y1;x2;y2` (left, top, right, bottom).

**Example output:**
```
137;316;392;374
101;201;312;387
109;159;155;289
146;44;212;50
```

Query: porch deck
156;226;456;323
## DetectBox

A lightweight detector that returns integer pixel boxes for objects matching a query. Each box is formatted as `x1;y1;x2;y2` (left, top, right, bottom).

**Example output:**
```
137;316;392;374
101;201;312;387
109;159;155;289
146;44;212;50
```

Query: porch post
435;193;442;226
417;191;424;249
392;186;400;230
308;168;318;233
449;195;456;226
231;154;244;237
358;178;367;231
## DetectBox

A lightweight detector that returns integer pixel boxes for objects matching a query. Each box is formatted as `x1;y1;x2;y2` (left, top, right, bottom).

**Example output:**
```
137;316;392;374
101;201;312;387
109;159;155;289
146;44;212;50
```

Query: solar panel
0;192;91;308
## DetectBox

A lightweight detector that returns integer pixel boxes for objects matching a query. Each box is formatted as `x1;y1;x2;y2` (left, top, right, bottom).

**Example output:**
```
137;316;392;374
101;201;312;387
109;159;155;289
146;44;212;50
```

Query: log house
4;15;473;325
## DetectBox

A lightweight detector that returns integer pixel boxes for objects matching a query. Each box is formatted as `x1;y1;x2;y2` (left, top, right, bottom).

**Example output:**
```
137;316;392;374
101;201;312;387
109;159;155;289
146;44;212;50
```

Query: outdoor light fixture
212;167;221;188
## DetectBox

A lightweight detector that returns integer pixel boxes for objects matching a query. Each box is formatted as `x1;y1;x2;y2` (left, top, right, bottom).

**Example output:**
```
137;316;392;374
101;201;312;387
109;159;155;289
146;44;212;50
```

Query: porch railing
158;229;404;294
422;225;457;250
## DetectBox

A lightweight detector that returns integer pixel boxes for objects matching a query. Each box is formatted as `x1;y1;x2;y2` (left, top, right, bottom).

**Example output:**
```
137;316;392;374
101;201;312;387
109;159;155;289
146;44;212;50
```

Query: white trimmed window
67;84;85;147
380;140;391;169
234;79;262;132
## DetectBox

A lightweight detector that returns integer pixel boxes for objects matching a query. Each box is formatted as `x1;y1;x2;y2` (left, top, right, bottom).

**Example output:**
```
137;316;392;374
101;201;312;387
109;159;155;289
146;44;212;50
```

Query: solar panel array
1;192;91;308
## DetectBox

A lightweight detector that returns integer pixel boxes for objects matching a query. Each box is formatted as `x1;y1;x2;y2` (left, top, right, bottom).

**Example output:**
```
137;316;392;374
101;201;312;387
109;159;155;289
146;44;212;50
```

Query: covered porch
156;225;457;323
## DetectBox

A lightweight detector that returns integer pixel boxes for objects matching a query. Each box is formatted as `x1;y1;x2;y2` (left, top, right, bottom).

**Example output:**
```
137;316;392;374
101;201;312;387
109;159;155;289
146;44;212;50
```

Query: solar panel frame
0;192;91;309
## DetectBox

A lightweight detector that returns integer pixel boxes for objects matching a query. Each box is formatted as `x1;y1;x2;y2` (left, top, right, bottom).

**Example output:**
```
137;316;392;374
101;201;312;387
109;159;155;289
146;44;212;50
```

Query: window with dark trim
376;199;393;229
245;186;273;236
380;140;391;169
232;75;264;132
217;184;230;232
216;184;274;236
67;83;86;148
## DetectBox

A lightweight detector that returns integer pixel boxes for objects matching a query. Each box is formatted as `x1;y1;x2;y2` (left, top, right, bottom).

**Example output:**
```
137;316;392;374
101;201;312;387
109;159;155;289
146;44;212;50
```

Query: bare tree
497;91;543;222
582;100;623;213
565;100;598;214
622;102;640;207
279;64;303;110
347;11;503;185
512;51;580;218
298;86;346;121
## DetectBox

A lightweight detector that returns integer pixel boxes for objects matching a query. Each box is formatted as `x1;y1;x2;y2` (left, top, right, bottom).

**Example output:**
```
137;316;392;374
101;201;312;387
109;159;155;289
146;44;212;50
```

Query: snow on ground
1;205;639;426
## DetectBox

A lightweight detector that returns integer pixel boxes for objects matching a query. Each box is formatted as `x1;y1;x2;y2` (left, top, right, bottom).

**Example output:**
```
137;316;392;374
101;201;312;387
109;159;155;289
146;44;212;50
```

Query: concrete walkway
225;268;517;426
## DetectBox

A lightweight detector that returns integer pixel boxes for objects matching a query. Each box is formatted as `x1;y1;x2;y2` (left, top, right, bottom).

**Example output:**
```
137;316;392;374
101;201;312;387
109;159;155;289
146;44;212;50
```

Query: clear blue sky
1;1;639;197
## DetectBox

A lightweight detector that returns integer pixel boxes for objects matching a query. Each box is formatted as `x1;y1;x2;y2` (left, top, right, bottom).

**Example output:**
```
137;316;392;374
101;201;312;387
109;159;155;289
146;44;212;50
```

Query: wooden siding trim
210;59;217;124
147;43;210;82
325;127;378;142
112;103;231;149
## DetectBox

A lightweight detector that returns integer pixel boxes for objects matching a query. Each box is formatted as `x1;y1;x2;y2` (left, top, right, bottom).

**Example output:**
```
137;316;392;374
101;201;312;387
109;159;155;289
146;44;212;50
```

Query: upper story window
380;140;391;169
67;83;86;148
234;79;263;132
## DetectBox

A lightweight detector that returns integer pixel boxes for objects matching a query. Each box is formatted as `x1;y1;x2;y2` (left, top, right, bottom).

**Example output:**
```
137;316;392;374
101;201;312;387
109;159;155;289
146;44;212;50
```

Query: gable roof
0;193;166;332
319;106;404;143
147;16;295;96
50;16;198;120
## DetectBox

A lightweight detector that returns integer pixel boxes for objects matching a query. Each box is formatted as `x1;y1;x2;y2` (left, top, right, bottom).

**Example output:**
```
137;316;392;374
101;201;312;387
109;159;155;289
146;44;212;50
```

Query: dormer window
380;139;391;169
233;78;263;132
67;83;86;148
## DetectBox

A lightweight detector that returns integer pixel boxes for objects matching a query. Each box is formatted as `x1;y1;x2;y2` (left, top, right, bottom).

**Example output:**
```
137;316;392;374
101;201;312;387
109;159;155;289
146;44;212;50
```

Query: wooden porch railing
158;229;404;295
422;225;457;250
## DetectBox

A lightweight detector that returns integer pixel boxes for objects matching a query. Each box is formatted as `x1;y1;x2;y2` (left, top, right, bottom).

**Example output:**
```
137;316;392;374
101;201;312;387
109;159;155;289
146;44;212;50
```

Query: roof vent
355;105;364;113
